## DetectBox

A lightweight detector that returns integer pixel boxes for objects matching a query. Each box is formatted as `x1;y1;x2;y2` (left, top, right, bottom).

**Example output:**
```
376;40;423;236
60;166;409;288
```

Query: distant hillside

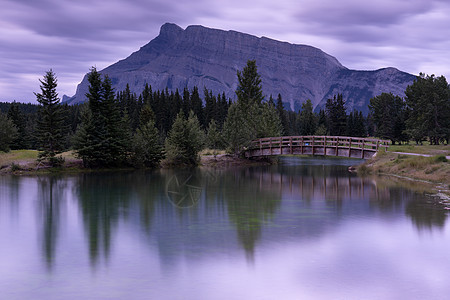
66;23;416;113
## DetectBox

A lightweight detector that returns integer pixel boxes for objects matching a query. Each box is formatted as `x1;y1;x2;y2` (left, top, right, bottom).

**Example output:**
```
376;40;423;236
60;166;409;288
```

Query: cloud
1;0;449;102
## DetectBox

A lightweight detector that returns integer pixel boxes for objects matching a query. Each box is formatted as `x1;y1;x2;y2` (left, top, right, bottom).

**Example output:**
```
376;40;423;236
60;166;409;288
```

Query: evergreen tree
223;60;281;154
139;104;155;126
258;102;282;138
35;69;66;166
369;93;406;144
326;94;347;136
190;87;205;128
206;119;224;150
72;105;95;167
276;94;289;135
236;60;264;110
141;83;153;105
405;73;450;144
354;111;367;137
223;103;255;155
0;112;18;152
131;119;164;168
297;99;317;135
7;102;28;149
216;92;229;129
73;68;129;167
182;87;190;117
204;88;216;128
165;111;205;166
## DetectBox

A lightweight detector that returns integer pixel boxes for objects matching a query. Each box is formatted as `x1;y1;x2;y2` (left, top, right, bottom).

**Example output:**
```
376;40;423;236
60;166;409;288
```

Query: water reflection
406;195;447;231
75;172;133;266
2;158;448;275
65;164;448;267
36;176;67;270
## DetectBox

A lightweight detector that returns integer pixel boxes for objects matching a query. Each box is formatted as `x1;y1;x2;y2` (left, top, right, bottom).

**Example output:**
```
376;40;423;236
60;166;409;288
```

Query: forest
1;61;449;168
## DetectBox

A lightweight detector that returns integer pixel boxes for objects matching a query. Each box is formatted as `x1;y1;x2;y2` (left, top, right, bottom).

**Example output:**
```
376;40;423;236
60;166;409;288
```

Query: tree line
369;73;450;145
1;61;449;167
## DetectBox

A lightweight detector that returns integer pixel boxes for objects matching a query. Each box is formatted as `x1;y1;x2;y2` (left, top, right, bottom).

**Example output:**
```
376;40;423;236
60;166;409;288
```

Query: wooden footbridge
244;136;390;159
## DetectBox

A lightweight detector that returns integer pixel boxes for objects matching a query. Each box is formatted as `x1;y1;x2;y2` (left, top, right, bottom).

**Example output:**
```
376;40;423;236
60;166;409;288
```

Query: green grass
0;150;38;166
387;142;449;155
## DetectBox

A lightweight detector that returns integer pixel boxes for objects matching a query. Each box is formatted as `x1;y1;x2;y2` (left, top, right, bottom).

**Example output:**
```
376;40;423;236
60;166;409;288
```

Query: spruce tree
223;60;281;154
297;99;317;135
7;102;28;149
405;73;450;144
35;70;66;166
223;103;255;155
0;112;18;152
236;60;264;110
206;120;224;150
165;111;205;166
276;94;289;135
73;68;129;167
369;93;406;144
132;119;164;168
326;94;347;136
190;87;204;128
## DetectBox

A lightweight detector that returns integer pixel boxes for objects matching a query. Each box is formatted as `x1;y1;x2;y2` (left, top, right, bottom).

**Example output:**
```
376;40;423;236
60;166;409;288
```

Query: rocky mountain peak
65;23;415;113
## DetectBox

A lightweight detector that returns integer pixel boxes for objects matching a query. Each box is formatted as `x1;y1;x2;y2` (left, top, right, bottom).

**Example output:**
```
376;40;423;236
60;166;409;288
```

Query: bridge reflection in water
244;136;390;159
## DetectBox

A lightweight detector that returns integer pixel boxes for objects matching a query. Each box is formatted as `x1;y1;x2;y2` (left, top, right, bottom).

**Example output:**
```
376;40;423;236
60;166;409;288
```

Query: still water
1;157;449;300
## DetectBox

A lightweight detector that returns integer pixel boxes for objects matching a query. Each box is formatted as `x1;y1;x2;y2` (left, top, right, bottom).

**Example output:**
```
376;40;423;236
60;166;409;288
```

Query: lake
1;157;449;300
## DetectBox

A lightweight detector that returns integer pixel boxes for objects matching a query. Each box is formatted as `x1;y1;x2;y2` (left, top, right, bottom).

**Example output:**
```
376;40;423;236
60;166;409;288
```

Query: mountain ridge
66;23;415;113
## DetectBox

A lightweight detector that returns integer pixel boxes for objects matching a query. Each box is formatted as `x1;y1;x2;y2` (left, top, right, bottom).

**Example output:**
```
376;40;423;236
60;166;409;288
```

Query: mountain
66;23;416;113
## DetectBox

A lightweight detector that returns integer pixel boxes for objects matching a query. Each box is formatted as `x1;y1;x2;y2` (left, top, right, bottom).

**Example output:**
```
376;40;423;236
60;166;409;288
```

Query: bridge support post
348;138;352;157
361;139;365;158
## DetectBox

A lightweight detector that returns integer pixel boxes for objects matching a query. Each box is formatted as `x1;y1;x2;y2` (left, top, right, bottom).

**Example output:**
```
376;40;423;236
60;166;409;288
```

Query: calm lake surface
1;157;449;300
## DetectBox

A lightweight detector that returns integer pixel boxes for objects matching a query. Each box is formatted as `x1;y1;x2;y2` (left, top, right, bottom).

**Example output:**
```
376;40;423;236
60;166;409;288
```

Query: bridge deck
244;136;390;159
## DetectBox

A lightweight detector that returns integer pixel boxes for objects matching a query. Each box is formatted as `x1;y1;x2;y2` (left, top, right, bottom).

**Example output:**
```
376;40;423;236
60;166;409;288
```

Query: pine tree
405;73;450;144
258;102;282;138
223;60;281;154
223;103;255;155
7;102;28;149
132;119;164;168
0;112;18;152
35;69;67;166
276;94;289;135
297;99;317;135
206;120;224;150
165;111;205;166
190;87;204;128
236;60;264;110
73;68;129;167
326;94;347;136
315;109;328;135
369;93;406;144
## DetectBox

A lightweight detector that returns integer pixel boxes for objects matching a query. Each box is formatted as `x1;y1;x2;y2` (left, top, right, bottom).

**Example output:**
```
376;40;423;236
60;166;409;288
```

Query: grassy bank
387;142;450;156
357;150;450;187
0;150;83;174
0;148;271;174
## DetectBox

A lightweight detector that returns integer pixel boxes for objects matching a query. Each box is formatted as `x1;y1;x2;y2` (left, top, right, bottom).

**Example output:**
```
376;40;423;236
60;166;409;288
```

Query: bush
165;111;205;166
432;155;448;163
10;162;21;172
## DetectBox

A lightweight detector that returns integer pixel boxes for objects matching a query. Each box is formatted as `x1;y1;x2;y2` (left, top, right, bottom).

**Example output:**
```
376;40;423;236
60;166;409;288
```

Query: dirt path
389;151;450;160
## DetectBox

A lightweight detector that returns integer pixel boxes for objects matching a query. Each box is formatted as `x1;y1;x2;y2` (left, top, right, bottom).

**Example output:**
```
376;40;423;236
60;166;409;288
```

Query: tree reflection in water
62;161;449;268
36;176;67;271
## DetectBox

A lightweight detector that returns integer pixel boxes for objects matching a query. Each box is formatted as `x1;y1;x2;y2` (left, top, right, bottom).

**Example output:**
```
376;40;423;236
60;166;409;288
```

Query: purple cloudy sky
1;0;449;103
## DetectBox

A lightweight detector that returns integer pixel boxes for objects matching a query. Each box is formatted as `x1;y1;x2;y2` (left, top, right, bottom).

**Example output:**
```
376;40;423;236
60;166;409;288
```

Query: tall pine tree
73;68;129;167
35;70;66;166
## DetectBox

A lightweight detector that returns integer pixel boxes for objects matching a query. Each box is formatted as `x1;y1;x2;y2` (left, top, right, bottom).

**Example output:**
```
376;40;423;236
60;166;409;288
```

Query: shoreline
0;152;275;175
355;151;450;199
2;151;449;200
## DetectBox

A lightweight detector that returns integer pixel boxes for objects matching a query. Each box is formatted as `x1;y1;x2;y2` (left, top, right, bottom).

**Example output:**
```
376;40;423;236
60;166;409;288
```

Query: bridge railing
248;136;390;152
